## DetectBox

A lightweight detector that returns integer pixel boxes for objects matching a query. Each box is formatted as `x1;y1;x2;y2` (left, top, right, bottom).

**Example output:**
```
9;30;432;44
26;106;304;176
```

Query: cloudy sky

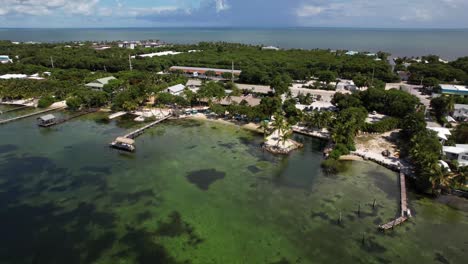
0;0;467;28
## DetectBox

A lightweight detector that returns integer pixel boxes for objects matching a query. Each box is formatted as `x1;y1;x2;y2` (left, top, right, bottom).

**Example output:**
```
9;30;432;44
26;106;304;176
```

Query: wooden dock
38;109;99;127
0;107;65;125
379;171;411;231
124;115;171;139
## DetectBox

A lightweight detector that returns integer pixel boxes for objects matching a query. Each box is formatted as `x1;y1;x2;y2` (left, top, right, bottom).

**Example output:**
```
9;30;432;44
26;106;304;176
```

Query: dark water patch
248;165;261;174
49;186;68;192
0;202;116;264
270;258;291;264
361;236;387;253
376;257;392;264
171;119;202;128
369;171;399;200
218;142;237;149
80;166;111;175
136;211;153;224
111;189;155;204
186;169;226;190
434;252;450;264
311;211;330;221
373;217;383;225
0;144;18;154
186;145;197;150
156;211;202;246
0;155;55;179
68;173;108;192
119;226;186;264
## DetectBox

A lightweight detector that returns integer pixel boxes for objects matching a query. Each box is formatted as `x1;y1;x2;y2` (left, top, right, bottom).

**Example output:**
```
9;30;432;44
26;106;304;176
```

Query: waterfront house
453;104;468;121
440;84;468;96
37;114;57;127
443;145;468;167
166;84;186;96
85;76;117;91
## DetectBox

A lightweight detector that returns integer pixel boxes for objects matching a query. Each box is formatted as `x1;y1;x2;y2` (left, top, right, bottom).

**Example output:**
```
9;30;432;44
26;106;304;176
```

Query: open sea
1;27;468;60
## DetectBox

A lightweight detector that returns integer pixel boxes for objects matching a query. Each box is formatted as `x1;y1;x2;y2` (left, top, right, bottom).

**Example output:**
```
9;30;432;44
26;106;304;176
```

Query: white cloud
0;0;100;16
215;0;230;12
296;5;324;17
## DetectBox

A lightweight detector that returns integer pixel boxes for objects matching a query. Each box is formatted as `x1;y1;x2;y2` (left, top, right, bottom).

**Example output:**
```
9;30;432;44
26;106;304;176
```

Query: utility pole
128;54;133;71
50;56;55;69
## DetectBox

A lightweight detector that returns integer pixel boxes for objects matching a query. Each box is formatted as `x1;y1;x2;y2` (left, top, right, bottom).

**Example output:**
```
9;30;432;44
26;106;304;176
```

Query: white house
0;55;12;64
166;84;185;95
345;51;359;56
427;127;451;144
85;76;117;91
453;104;468;121
262;46;280;51
443;145;468;167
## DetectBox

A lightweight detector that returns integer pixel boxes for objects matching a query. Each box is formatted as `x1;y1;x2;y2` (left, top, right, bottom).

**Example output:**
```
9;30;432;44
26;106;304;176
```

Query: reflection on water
0;114;466;263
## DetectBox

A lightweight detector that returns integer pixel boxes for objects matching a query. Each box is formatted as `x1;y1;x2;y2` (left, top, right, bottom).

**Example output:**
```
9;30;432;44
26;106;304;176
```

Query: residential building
345;51;359;56
85;76;117;91
262;46;280;51
169;66;241;79
0;55;12;64
443;145;468;167
236;84;272;94
166;84;186;95
440;84;468;96
453;104;468;121
210;95;261;107
427;127;451;144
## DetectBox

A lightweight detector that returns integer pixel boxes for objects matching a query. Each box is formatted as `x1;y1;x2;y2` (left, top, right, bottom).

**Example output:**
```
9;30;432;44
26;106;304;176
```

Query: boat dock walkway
0;107;65;125
40;109;99;127
379;171;411;231
124;114;171;139
0;106;29;114
109;111;127;120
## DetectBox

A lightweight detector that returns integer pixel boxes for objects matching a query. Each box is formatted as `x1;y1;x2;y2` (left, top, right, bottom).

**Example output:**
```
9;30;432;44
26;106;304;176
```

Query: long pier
39;109;99;127
379;171;411;231
0;107;65;125
124;115;171;139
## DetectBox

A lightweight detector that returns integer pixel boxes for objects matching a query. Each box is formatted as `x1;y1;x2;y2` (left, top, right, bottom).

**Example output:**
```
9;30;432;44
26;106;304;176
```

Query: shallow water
0;114;466;263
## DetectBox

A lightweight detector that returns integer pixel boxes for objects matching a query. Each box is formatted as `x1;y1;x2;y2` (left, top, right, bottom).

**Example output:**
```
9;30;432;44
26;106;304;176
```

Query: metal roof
115;137;135;145
170;66;241;74
167;84;185;93
38;114;56;122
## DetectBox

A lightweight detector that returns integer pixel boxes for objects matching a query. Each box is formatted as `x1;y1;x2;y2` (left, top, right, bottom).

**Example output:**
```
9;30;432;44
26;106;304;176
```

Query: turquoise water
1;28;468;59
0;113;467;263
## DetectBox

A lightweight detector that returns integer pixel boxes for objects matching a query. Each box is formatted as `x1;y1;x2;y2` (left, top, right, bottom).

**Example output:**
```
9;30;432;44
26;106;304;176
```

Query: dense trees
430;96;454;124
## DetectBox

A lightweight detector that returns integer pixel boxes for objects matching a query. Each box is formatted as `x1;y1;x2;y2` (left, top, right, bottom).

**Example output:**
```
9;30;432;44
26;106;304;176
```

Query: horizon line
1;26;468;30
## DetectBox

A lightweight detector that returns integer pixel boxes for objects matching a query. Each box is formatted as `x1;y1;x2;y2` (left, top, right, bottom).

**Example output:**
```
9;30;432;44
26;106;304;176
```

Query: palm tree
260;120;270;140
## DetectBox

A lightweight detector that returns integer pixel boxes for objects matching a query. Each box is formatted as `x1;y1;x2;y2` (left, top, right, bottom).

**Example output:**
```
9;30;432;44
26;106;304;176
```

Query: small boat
110;137;136;152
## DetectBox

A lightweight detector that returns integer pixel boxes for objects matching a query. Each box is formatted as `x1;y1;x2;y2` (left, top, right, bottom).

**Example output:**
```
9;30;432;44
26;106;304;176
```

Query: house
0;55;12;64
440;84;468;96
262;46;280;51
336;80;358;91
427;127;451;144
186;79;202;92
37;114;57;127
169;66;241;79
453;104;468;121
236;84;272;94
345;51;359;56
443;145;468;167
166;84;185;95
85;76;117;91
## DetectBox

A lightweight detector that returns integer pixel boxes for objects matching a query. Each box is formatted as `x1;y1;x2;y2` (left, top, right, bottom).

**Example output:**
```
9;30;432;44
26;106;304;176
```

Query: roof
207;95;261;107
170;66;242;75
85;76;116;88
262;46;280;50
0;74;27;79
455;104;468;110
186;79;202;87
345;51;359;55
443;146;468;155
167;84;185;93
138;51;182;58
236;83;272;94
38;114;56;122
115;137;135;145
427;127;451;140
440;84;468;95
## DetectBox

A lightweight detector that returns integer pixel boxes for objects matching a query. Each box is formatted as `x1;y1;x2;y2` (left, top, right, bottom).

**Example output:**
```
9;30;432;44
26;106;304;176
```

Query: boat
110;137;136;152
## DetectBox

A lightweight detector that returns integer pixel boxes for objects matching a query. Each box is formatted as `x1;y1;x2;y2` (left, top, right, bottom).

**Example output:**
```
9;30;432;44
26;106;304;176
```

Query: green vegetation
37;95;55;108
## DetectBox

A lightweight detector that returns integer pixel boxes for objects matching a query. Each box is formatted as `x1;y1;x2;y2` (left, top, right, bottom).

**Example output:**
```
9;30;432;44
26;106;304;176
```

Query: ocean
1;27;468;60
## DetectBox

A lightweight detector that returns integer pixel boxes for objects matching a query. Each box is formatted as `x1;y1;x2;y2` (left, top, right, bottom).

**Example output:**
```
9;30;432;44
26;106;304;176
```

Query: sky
0;0;467;28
